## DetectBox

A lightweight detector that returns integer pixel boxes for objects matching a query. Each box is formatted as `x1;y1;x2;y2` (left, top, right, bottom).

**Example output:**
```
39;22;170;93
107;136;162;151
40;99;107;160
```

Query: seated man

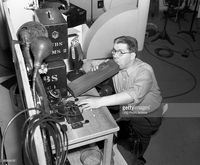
77;36;163;164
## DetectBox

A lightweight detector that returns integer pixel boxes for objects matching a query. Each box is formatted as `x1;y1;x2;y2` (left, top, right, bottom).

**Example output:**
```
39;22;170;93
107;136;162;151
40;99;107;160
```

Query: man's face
112;43;136;69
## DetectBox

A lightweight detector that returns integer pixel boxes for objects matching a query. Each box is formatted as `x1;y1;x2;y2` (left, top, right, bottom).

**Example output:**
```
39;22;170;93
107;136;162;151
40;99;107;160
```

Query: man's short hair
114;36;138;54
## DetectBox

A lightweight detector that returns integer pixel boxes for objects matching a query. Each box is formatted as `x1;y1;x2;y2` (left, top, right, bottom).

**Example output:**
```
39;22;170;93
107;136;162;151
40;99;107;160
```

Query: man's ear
130;52;136;60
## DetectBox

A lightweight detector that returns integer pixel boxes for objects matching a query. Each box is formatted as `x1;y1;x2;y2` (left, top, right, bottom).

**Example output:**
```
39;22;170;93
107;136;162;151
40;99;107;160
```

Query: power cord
1;108;68;165
0;108;41;165
144;42;197;100
154;47;174;58
174;35;200;60
22;113;68;165
154;46;191;58
149;33;200;60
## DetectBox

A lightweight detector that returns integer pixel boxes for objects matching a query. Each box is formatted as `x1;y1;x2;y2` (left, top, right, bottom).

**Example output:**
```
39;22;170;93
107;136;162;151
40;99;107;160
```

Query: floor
1;6;200;165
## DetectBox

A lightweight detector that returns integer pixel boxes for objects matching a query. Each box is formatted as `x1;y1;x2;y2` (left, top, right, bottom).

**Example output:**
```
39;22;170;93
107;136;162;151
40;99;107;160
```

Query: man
77;36;163;164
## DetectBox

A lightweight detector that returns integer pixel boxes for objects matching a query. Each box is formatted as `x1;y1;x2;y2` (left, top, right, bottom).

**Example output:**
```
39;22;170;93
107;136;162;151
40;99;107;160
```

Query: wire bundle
0;108;68;165
22;113;68;165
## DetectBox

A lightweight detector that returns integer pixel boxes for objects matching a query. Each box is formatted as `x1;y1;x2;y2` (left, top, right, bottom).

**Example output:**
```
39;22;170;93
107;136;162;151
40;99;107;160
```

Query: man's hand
76;92;134;111
76;96;102;111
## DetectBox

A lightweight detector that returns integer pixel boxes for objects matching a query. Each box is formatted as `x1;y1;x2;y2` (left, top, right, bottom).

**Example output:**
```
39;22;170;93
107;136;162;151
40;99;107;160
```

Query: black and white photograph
0;0;200;165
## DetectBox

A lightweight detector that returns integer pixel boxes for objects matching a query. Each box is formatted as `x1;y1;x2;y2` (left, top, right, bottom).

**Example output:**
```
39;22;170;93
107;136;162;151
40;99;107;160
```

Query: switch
98;0;104;8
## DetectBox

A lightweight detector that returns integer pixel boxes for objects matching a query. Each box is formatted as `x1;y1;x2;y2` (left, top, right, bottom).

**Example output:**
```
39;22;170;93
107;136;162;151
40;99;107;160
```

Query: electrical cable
40;125;53;165
154;47;174;58
0;108;41;165
22;113;68;165
174;35;200;60
1;107;68;165
153;34;200;59
144;42;197;100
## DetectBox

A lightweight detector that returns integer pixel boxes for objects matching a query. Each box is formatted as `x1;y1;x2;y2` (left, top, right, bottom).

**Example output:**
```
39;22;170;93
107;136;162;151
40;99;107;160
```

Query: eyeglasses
111;49;132;58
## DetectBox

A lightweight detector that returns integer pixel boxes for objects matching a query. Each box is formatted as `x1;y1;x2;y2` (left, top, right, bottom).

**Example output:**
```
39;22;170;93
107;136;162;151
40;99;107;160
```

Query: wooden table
64;89;119;165
63;92;120;164
2;2;119;165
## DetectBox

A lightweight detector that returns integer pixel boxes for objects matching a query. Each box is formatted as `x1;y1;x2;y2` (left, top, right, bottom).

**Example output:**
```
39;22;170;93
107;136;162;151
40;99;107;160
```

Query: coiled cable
22;113;68;165
144;42;197;100
1;108;68;165
1;108;41;165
